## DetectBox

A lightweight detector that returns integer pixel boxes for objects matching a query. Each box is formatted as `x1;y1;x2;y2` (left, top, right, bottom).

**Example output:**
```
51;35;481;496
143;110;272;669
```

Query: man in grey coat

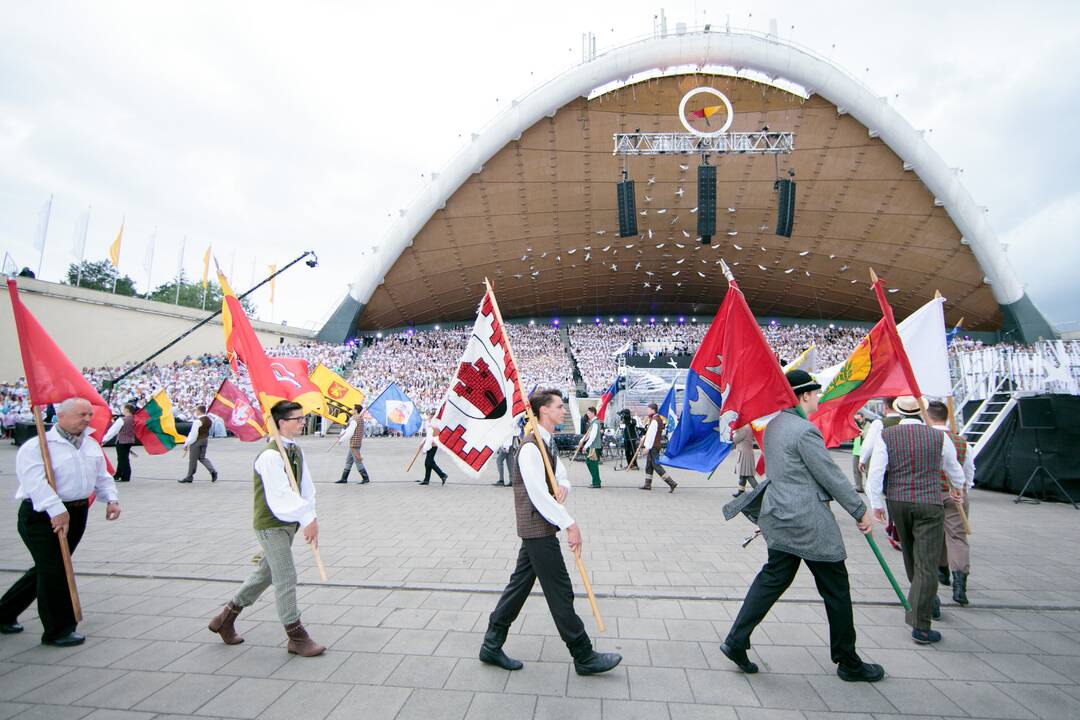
720;370;884;683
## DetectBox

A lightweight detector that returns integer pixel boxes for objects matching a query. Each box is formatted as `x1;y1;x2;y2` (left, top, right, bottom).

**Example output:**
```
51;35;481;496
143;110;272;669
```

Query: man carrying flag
638;403;676;492
180;404;219;484
719;370;884;683
331;404;372;484
1;279;122;646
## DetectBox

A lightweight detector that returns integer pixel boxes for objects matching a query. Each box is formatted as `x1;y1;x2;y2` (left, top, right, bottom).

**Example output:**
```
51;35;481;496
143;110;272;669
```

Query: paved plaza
0;435;1078;720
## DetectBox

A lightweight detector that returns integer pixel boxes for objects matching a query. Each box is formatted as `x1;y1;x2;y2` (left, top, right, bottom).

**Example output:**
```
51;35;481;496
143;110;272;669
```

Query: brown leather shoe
285;620;326;657
208;601;244;645
664;476;678;493
640;477;652;490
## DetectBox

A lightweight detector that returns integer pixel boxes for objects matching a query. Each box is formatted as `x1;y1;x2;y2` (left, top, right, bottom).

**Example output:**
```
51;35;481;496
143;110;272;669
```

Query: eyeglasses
283;415;305;422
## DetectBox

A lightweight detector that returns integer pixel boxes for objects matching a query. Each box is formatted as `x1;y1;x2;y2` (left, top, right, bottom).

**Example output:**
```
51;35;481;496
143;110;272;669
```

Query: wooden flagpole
405;439;425;472
31;406;82;622
259;395;328;581
624;427;649;472
483;279;605;633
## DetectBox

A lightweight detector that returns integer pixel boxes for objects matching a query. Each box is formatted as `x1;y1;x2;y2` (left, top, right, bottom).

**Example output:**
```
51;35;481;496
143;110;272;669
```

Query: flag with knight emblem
661;278;796;472
208;379;266;441
435;287;527;476
309;364;366;425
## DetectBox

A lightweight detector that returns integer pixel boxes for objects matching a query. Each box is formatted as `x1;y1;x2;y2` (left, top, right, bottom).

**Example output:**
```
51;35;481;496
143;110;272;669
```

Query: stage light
376;332;383;339
663;317;669;323
596;317;602;324
576;318;582;324
649;317;656;324
434;324;440;330
622;317;629;324
529;319;535;326
678;316;685;324
636;317;642;323
553;318;560;326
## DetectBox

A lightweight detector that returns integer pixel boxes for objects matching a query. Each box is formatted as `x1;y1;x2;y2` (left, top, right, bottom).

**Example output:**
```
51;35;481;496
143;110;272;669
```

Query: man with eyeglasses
208;400;325;657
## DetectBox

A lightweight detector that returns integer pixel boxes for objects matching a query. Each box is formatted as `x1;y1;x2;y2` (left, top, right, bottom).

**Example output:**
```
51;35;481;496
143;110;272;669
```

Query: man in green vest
207;400;325;657
574;406;603;488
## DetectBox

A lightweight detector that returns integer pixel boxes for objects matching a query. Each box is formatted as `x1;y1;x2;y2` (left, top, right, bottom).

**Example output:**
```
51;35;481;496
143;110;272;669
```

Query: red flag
596;376;621;421
218;266;323;415
810;276;923;447
435;286;527;476
208;379;266;441
661;278;796;471
7;279;111;442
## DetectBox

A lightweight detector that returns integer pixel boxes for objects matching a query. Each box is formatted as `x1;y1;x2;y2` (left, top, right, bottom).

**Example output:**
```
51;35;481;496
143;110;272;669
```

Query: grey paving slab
322;684;411;720
195;677;292;719
395;688;474;720
534;696;602;720
131;673;236;715
464;691;536;720
80;710;158;720
75;670;180;710
601;698;671;719
15;667;124;705
255;680;351;720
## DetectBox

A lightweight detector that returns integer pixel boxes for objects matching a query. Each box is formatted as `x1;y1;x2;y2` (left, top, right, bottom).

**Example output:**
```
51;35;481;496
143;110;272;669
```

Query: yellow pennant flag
268;264;277;303
309;364;366;425
108;221;124;268
202;245;212;289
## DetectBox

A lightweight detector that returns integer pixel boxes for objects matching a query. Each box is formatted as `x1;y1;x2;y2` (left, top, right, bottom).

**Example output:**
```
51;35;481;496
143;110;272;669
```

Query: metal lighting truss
613;131;794;156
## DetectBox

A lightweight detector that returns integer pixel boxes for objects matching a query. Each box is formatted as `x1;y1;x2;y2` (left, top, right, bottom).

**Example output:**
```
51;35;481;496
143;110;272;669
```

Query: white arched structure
323;29;1051;342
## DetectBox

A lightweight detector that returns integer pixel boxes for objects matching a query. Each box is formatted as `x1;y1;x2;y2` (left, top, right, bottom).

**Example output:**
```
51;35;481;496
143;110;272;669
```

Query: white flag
143;229;156;276
33;196;52;252
71;206;91;259
815;296;952;398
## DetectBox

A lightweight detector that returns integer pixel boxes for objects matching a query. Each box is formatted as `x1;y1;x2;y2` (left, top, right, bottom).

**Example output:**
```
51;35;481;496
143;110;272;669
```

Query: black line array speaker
616;180;637;238
697;164;717;244
775;178;796;237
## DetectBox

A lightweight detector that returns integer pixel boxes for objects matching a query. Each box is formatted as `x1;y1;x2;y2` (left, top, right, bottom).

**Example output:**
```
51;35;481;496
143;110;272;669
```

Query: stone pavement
0;435;1077;719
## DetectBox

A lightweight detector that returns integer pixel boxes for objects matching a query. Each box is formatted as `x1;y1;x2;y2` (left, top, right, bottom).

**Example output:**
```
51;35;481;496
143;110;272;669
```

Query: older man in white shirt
0;398;121;646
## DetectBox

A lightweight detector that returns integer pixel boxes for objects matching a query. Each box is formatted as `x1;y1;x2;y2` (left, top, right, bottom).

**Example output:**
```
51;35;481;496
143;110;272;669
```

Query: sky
2;1;1078;333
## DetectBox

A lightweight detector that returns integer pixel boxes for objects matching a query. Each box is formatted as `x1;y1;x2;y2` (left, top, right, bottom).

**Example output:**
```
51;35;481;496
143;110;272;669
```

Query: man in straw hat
866;396;966;644
719;371;884;683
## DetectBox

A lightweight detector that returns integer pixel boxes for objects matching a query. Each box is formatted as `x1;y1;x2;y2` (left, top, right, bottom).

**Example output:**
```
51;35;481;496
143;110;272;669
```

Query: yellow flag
309;364;366;425
108;221;124;268
268;264;277;303
202;245;212;289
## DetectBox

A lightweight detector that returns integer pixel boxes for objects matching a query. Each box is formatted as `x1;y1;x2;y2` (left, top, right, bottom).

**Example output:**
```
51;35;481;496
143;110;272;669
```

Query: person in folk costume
574;406;603;489
719;371;884;683
332;403;371;484
924;401;974;606
179;404;218;483
493;435;514;487
208;400;325;657
0;398;122;646
731;425;757;497
639;403;676;492
617;409;640;469
480;390;622;676
418;412;448;485
866;396;966;645
102;403;137;483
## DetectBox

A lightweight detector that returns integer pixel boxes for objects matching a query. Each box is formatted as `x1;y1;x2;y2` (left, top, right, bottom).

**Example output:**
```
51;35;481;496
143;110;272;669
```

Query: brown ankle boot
285;620;325;657
640;476;653;490
208;601;245;645
663;476;678;493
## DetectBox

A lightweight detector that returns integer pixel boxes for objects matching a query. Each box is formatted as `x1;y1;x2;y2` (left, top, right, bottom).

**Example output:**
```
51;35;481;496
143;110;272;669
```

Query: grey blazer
757;408;867;562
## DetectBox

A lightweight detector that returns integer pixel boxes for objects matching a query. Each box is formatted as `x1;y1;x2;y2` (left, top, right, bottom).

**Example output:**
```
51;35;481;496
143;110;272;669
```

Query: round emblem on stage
678;87;734;137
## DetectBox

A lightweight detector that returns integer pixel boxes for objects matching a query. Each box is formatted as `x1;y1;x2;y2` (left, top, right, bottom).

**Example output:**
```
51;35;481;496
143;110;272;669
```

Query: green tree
149;271;257;315
64;260;138;296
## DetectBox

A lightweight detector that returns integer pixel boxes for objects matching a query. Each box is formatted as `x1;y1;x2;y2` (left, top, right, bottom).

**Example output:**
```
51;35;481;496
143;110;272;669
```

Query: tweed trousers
887;500;944;630
234;525;300;625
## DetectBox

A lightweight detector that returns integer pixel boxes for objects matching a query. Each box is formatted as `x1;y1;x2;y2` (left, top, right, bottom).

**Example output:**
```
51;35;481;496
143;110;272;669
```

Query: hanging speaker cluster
697;164;716;244
616;180;637;238
775;178;796;238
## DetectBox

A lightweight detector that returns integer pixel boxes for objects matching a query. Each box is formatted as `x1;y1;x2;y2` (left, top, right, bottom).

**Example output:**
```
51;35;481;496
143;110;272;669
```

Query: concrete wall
1;275;316;381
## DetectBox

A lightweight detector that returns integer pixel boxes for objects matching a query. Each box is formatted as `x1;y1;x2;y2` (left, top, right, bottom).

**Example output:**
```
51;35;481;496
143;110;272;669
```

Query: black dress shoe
419;480;430;485
492;481;505;486
837;662;885;682
0;622;23;634
44;632;85;647
177;478;193;484
334;479;347;484
912;628;942;644
441;476;447;485
211;472;219;483
719;642;758;673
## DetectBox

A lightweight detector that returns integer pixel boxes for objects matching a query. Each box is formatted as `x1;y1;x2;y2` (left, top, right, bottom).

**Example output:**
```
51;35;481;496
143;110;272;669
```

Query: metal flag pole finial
719;259;735;283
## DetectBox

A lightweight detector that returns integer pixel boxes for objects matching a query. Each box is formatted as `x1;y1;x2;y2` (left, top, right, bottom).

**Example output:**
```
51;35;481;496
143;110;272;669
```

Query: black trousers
623;438;638;466
489;535;586;647
725;547;861;668
423;448;446;482
114;443;133;482
0;501;89;641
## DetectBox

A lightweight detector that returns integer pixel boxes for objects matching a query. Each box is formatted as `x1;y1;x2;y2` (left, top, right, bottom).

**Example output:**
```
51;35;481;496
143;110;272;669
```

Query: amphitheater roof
356;71;996;332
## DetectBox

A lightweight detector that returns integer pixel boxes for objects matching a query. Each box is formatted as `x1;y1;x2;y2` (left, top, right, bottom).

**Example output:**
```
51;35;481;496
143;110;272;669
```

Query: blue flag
367;382;423;436
657;379;678;435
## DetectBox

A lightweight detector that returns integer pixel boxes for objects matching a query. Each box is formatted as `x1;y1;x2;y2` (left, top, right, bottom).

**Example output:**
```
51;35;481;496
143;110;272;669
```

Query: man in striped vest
480;390;621;676
926;401;974;606
333;403;371;484
639;403;676;492
866;396;966;644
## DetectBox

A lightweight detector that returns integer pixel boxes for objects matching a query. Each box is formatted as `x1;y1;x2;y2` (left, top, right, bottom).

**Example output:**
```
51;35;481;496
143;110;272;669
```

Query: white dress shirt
253;438;317;527
15;427;119;518
866;418;966;511
102;417;124;444
858;414;896;468
421;420;438;452
519;425;574;530
184;415;210;447
643;417;659;450
333;417;358;449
